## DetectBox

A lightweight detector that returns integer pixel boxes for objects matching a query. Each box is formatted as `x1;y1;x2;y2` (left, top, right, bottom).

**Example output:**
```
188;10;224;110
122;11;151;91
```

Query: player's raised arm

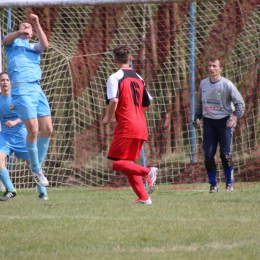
29;14;49;53
2;28;30;45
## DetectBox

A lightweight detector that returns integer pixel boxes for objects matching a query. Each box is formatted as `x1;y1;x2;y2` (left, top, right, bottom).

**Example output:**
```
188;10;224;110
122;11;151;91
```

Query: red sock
127;174;149;200
113;160;150;176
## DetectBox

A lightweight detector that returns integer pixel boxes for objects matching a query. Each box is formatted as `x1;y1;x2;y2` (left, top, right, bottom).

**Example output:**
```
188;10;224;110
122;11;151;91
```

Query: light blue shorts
11;82;51;121
0;135;30;160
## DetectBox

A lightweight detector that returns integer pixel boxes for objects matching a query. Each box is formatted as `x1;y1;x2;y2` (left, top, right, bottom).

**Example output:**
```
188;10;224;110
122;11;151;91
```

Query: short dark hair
0;71;8;77
209;57;224;68
113;45;131;64
20;21;33;27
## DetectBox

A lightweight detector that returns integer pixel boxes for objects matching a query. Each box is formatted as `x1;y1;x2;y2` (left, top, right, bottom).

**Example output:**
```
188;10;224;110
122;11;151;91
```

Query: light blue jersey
0;94;29;159
4;38;42;85
4;37;50;121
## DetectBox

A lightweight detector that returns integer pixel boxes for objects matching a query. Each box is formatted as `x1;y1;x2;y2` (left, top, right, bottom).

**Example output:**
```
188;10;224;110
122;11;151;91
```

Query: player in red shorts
103;45;159;205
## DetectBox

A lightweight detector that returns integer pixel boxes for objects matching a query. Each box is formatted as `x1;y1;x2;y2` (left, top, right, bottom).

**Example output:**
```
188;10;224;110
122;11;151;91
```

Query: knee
0;160;5;171
45;125;53;137
204;159;216;172
27;127;39;139
106;160;114;170
220;155;233;169
41;125;53;138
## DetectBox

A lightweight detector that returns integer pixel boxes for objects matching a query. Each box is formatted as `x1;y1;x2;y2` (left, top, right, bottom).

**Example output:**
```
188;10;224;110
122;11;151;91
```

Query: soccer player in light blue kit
194;58;245;193
0;71;48;201
3;13;53;187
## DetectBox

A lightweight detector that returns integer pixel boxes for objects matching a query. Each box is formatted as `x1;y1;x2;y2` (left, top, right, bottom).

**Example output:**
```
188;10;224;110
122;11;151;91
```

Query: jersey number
130;81;140;107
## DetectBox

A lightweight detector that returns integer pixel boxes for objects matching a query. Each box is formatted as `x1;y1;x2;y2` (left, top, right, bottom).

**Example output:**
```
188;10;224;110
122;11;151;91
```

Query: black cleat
0;190;17;201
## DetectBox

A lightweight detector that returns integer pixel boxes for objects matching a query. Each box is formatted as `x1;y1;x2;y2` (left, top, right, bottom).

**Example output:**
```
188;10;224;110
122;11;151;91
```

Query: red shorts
108;137;144;161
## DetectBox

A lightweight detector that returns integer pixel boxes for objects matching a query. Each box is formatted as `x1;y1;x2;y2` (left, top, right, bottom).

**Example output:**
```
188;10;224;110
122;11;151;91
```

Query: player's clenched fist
29;13;40;26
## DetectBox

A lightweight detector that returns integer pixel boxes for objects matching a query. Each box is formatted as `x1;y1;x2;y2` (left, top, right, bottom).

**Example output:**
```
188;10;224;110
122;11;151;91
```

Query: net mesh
0;0;259;189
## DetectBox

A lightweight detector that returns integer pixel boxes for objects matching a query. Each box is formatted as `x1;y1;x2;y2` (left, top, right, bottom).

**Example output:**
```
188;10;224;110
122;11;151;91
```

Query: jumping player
194;57;245;192
103;45;158;205
3;13;52;187
0;71;48;201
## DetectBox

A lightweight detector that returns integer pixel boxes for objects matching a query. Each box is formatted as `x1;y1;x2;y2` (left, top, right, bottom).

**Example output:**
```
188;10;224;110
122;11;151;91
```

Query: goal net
0;0;259;189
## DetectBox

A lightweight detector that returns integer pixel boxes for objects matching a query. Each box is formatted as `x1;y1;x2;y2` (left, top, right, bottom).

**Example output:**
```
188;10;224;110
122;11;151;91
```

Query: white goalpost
0;0;259;190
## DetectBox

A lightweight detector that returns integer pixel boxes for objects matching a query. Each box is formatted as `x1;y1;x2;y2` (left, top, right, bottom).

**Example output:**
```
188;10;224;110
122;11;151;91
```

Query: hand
5;120;16;128
226;115;237;128
193;118;200;129
103;116;110;125
19;22;33;38
18;28;31;37
29;14;40;26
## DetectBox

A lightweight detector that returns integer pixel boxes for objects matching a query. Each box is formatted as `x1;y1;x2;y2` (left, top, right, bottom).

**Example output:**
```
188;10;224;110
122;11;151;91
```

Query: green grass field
1;184;260;260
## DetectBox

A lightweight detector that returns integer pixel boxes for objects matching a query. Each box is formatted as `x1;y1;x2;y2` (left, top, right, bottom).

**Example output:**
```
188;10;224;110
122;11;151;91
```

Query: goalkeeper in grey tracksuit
194;57;245;193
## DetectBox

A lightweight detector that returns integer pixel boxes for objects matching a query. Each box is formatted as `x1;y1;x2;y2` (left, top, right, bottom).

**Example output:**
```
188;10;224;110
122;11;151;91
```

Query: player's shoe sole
133;197;152;205
146;167;159;194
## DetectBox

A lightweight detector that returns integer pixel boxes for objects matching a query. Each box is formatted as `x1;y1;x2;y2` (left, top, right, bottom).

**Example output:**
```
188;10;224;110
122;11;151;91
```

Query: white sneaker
133;197;152;205
32;169;49;186
145;167;159;194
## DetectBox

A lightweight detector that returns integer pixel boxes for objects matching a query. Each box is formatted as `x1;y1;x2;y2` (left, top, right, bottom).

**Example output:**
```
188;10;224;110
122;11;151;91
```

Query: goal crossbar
0;0;212;7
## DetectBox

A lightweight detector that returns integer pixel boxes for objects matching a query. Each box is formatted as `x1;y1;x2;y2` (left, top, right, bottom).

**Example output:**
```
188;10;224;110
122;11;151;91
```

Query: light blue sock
37;185;47;195
0;168;15;192
37;136;50;168
26;141;40;173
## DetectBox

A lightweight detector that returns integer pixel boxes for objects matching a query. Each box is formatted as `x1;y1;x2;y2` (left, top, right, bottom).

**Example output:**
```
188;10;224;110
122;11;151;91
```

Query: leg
0;152;16;201
107;158;158;196
127;174;149;201
218;121;234;188
11;83;48;186
203;117;218;187
35;89;52;184
221;155;234;188
25;160;48;200
110;160;150;176
108;159;151;203
12;83;40;173
0;152;15;192
37;115;52;168
107;137;159;199
23;118;40;173
37;185;48;200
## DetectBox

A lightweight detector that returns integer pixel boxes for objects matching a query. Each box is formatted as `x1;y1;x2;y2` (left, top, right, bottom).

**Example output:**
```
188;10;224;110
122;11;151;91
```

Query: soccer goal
0;0;259;189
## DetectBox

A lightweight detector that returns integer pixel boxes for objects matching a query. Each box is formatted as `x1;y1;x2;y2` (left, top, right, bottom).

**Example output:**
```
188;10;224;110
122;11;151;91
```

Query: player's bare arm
2;30;30;45
5;119;23;128
142;106;150;113
30;14;49;53
103;98;118;125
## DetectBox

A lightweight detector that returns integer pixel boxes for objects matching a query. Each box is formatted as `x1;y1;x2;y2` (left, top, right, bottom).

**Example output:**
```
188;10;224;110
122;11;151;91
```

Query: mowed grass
0;184;260;260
